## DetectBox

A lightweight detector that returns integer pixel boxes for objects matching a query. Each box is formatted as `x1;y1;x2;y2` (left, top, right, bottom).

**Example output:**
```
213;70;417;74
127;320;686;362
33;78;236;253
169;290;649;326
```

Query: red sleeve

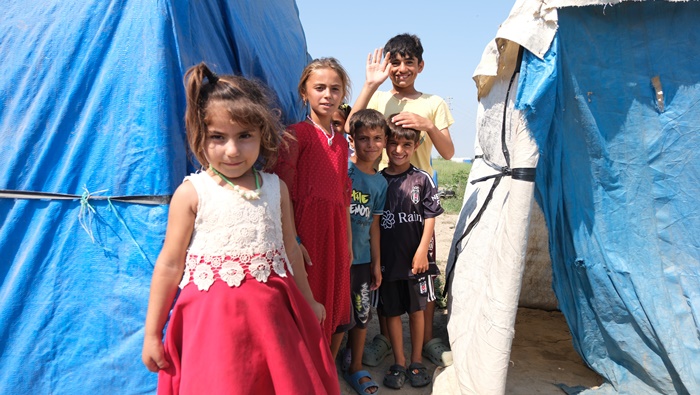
273;126;300;202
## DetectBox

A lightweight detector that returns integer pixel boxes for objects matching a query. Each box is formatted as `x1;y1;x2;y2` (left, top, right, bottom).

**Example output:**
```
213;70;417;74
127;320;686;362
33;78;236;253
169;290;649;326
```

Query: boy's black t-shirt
380;165;443;281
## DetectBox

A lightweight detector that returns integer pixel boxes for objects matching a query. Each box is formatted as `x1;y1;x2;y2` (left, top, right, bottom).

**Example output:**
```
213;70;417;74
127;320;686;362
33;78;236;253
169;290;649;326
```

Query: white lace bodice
179;171;292;291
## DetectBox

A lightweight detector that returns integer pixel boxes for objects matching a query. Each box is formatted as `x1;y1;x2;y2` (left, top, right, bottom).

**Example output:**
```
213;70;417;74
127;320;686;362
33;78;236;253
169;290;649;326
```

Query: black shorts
378;276;434;317
348;263;373;330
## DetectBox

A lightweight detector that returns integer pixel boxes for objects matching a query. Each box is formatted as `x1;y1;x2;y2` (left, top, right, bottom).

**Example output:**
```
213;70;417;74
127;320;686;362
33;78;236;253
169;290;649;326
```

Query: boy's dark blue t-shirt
379;165;443;281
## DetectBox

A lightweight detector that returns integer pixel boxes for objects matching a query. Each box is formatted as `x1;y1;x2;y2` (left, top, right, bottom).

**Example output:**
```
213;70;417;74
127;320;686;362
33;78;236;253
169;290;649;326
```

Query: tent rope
0;189;171;204
443;46;535;297
3;187;162;265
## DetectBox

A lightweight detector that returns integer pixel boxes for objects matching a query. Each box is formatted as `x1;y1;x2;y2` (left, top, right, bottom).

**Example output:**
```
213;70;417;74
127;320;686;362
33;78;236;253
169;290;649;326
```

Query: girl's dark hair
337;103;352;120
387;113;420;143
184;62;286;171
384;33;424;63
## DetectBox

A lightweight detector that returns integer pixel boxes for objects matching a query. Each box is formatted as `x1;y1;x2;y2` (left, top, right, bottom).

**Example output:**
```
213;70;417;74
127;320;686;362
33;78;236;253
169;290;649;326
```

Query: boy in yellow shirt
347;33;454;368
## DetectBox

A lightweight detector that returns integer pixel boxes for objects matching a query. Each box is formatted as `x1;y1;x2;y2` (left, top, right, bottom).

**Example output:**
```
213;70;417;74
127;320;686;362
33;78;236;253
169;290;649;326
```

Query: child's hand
411;253;429;275
365;48;390;87
142;334;170;372
392;112;434;134
371;264;382;290
311;301;327;324
299;242;312;266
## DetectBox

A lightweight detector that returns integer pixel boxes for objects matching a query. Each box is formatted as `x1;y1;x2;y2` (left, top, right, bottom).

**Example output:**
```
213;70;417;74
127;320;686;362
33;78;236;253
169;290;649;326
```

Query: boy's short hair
348;109;390;138
384;33;423;63
387;113;421;144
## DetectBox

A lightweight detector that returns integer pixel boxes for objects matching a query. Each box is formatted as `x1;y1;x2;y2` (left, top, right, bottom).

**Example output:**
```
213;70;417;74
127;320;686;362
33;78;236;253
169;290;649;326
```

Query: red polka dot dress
274;121;351;341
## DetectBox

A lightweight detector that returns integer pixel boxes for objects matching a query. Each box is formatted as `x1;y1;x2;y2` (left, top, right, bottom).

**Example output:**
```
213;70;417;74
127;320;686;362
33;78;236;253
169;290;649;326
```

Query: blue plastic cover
517;2;700;393
0;1;309;393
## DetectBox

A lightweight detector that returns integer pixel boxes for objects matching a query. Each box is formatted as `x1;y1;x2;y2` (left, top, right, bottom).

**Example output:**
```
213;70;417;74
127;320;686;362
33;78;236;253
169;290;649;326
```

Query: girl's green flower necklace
209;165;261;200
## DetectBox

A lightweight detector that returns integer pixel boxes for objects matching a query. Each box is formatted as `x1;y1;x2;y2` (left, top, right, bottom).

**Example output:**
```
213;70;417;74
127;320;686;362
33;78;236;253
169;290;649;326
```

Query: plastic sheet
521;3;700;393
0;1;310;393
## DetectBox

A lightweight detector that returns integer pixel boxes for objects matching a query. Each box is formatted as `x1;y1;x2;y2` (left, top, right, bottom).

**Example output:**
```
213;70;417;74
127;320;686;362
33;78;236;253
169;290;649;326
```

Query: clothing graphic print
380;165;443;281
348;161;388;265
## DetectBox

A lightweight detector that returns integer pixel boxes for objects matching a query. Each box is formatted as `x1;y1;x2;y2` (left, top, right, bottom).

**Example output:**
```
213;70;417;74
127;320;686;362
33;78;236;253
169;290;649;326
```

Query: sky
295;0;517;159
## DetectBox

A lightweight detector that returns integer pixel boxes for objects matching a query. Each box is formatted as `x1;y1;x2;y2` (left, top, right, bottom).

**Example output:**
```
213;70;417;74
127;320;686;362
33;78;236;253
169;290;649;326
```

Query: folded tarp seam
0;189;171;205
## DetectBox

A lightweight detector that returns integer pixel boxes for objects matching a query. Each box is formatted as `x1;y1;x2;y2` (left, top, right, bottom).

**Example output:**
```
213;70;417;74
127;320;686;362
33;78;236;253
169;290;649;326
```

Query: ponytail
182;62;287;170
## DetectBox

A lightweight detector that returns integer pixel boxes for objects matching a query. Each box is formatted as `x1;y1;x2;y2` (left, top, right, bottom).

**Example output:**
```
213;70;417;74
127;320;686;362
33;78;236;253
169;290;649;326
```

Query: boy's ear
417;60;425;73
348;135;355;147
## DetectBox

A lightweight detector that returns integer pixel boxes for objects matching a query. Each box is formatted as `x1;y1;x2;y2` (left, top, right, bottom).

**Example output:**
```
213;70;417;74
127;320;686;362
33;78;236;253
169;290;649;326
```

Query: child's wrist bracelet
295;236;302;244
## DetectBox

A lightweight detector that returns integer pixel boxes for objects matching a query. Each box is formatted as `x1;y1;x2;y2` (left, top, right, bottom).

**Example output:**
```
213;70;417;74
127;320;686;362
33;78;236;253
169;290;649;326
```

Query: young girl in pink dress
274;58;353;358
142;62;339;395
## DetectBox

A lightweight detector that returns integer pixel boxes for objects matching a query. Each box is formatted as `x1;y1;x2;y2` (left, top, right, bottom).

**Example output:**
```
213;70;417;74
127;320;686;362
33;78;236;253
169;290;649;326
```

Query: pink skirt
157;274;339;395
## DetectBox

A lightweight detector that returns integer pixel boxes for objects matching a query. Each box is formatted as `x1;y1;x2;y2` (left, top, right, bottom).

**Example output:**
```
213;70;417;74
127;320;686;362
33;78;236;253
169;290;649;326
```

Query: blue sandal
344;369;379;394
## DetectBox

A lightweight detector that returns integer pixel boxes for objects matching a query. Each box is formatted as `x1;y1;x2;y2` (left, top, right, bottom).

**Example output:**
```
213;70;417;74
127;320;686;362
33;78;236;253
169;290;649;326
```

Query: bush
433;158;471;215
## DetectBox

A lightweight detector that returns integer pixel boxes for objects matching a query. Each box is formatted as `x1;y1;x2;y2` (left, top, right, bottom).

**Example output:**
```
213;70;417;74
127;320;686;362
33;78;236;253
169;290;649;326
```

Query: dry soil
338;213;603;395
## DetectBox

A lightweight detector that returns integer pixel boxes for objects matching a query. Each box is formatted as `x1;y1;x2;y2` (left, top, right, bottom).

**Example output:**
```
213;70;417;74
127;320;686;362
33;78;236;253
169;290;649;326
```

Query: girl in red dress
142;62;339;394
274;58;353;359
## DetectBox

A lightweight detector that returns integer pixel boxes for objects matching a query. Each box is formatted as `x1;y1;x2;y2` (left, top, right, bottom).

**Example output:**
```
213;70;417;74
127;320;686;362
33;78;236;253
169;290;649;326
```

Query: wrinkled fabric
440;1;700;394
523;3;700;394
0;1;310;393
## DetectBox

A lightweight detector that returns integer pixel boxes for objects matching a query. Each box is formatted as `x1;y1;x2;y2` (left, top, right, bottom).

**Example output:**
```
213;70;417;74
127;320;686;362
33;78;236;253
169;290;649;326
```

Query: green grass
433;158;471;215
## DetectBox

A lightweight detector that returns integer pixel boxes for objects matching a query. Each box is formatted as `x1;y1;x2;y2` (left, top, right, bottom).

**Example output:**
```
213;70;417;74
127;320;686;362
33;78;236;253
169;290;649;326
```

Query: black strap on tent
443;46;535;297
0;189;171;205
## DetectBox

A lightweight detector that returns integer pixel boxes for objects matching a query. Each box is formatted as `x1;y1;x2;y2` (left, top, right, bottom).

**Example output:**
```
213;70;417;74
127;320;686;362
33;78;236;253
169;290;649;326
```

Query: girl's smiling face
204;101;261;181
302;68;344;119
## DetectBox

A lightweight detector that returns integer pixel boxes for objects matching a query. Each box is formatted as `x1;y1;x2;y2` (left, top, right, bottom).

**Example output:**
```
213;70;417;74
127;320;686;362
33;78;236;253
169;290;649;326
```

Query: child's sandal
422;337;453;367
363;334;392;367
408;362;431;387
383;364;407;389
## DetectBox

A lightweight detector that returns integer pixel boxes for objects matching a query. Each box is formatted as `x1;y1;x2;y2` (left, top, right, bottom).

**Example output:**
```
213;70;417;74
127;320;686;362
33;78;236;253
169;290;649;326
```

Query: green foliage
433;275;448;309
433;158;471;215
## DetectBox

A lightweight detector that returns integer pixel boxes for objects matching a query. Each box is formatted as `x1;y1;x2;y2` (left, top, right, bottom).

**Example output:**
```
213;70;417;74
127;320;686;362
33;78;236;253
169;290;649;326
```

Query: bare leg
348;327;378;393
423;300;435;345
386;315;405;367
331;332;344;359
409;310;425;364
378;311;389;337
348;327;367;373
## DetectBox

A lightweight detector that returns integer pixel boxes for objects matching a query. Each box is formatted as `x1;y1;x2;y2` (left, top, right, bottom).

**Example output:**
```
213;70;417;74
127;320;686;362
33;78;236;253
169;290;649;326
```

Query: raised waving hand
366;48;391;87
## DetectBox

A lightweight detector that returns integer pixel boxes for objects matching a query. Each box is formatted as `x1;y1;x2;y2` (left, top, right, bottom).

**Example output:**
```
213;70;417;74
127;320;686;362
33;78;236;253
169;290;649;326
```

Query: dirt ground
339;213;603;395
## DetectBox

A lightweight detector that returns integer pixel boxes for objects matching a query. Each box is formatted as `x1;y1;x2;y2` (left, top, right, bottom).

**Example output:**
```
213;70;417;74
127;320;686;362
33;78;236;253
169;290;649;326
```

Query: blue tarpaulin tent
524;3;700;393
440;0;700;393
0;1;310;393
